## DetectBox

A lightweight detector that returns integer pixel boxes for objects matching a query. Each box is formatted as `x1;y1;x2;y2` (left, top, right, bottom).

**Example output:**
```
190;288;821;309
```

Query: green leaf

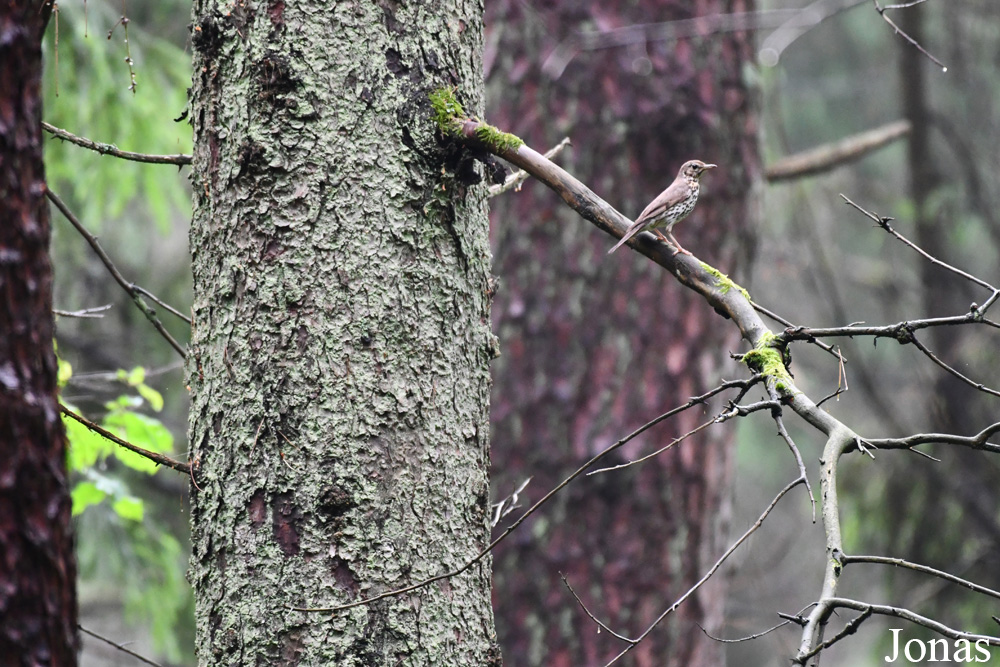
136;383;164;412
112;496;145;522
125;366;146;386
57;356;73;387
71;481;108;516
64;410;113;471
103;411;173;473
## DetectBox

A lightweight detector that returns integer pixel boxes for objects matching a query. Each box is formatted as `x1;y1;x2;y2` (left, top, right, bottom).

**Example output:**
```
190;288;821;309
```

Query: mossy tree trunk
186;1;499;664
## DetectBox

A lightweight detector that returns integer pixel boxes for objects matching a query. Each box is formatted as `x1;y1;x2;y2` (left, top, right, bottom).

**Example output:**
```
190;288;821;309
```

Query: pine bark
0;2;78;664
485;1;760;665
187;1;499;664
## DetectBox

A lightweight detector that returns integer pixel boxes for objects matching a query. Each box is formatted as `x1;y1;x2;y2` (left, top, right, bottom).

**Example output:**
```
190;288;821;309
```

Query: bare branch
908;334;1000;398
79;625;163;667
53;304;113;319
586;416;716;476
766;120;910;182
769;395;816;521
842;554;1000;601
751;299;847;361
697;619;792;643
60;405;191;475
872;0;947;71
604;478;805;666
42;121;192;165
560;573;633;643
47;189;187;358
489;137;571;196
798;597;1000;665
130;284;191;325
841;194;998;293
863;422;1000;454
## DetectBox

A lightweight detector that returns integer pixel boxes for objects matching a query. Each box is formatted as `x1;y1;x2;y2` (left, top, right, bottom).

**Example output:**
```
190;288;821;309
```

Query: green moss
742;335;793;392
699;262;751;301
473;124;523;153
429;87;523;152
429;87;465;135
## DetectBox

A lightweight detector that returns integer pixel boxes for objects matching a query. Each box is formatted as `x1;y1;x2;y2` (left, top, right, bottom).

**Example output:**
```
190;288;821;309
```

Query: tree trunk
0;2;78;664
485;1;760;665
186;1;499;664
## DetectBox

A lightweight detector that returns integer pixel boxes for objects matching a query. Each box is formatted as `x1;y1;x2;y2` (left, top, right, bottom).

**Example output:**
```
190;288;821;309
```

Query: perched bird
607;159;717;255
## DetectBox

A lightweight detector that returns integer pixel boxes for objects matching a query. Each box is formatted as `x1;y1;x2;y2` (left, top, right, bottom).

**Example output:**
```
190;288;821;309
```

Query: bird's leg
654;229;669;242
668;232;693;256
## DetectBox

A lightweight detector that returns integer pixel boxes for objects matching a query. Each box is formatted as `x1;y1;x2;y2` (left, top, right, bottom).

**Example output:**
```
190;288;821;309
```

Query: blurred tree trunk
486;1;760;665
0;2;78;664
187;1;498;664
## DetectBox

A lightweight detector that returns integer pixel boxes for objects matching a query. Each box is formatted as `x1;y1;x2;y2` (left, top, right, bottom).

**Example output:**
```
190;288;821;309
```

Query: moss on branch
429;87;523;153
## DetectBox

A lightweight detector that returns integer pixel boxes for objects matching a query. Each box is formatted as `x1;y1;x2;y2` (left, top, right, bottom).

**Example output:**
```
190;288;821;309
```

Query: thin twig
130;284;191;324
863;422;1000;454
841;194;997;293
604;478;804;666
809;598;1000;654
908;334;1000;398
750;299;845;361
489;137;571;196
872;0;947;70
61;405;191;474
54;304;113;318
42;121;192;165
842;554;1000;601
770;401;816;521
697;619;791;643
586;417;716;475
79;625;163;667
47;189;187;358
560;573;633;643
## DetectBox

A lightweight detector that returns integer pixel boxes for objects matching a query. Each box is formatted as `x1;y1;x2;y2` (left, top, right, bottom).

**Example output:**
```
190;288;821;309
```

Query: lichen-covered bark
187;1;498;664
485;1;760;665
0;3;78;664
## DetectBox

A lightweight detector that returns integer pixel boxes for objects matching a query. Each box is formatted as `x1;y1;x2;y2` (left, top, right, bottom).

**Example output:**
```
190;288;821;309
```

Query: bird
607;159;717;255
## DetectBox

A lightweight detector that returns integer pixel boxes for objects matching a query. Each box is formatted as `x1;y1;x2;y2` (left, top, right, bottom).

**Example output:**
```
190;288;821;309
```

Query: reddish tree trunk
486;1;760;665
0;2;78;665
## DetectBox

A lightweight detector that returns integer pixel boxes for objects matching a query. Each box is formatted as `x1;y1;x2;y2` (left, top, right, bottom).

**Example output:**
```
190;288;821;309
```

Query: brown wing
607;180;690;254
634;179;689;226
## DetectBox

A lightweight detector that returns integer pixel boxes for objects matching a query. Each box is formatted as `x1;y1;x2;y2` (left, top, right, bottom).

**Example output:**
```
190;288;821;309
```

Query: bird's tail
607;226;640;254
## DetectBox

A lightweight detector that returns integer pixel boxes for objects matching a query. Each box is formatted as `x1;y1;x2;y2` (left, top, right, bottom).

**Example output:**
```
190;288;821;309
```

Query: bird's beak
704;164;717;169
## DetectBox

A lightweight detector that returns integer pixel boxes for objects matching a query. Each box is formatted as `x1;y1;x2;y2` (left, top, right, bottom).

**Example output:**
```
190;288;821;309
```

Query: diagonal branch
872;0;947;70
766;120;911;182
604;478;805;666
61;406;190;474
841;554;1000;601
42;121;192;165
841;193;998;293
47;189;187;358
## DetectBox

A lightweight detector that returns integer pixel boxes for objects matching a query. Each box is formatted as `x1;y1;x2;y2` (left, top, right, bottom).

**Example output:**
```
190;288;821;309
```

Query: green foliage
43;2;192;233
430;86;466;134
59;359;173;514
59;350;191;658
